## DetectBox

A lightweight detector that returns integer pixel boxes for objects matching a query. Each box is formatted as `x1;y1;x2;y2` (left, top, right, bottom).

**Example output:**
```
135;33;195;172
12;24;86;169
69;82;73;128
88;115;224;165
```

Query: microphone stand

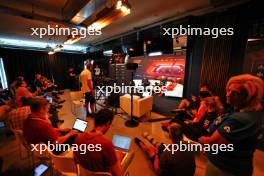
125;71;139;127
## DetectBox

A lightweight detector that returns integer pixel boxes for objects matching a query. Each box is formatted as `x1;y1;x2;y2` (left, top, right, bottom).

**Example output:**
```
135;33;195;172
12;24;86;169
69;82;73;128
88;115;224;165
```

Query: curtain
185;6;249;100
0;48;88;89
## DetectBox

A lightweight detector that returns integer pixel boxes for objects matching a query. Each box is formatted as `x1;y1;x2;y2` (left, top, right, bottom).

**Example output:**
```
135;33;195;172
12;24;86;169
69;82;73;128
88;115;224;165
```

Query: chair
70;91;84;116
12;129;32;160
47;150;77;176
120;94;153;118
163;83;183;97
77;164;112;176
11;129;51;171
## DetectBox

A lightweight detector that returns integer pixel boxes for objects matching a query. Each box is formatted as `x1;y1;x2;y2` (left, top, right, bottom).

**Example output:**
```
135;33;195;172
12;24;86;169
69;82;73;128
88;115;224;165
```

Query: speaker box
126;63;138;70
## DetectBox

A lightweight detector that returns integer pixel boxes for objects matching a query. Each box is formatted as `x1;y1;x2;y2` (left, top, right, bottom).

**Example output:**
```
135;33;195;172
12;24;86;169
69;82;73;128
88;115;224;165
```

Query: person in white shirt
94;65;101;76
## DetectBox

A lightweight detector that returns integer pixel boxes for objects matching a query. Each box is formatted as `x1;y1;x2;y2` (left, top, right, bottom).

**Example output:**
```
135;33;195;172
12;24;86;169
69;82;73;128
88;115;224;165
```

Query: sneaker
58;90;64;94
86;112;95;118
142;132;153;141
57;99;66;104
57;120;64;123
86;112;91;118
134;137;144;149
161;125;169;133
53;104;63;109
142;132;160;147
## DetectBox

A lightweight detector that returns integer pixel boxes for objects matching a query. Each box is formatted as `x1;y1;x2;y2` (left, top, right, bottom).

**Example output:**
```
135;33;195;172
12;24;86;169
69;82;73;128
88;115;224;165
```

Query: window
0;58;8;89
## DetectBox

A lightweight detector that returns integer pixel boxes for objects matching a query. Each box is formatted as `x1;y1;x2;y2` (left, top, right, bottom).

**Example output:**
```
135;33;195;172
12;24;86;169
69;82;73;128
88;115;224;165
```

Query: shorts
84;92;95;104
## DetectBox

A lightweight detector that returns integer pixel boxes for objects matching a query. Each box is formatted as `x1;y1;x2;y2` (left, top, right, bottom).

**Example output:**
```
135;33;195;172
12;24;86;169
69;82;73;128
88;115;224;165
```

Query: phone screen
34;164;49;176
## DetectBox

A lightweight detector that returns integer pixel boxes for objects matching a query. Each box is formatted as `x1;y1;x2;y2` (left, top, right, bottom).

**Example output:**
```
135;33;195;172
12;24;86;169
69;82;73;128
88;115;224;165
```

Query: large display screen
131;54;185;97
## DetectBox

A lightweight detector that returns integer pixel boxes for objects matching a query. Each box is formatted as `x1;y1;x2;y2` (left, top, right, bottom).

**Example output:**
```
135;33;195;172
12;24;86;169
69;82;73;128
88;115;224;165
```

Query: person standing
67;68;76;91
80;61;95;118
94;64;101;76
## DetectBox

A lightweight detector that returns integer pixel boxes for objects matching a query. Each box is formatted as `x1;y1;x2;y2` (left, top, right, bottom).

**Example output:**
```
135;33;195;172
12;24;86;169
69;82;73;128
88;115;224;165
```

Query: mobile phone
34;163;49;176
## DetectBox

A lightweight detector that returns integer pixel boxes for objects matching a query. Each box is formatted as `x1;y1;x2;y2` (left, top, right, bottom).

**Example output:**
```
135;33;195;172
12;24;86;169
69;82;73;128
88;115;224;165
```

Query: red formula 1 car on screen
145;60;185;80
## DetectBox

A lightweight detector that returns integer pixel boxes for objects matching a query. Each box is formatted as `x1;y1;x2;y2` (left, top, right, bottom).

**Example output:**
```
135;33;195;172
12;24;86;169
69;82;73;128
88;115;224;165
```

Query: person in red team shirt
23;97;78;154
74;109;122;176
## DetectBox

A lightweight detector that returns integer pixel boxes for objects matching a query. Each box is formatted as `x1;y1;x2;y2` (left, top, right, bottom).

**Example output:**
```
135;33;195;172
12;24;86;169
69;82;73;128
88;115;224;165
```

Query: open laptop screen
112;134;131;151
46;96;52;104
72;118;88;132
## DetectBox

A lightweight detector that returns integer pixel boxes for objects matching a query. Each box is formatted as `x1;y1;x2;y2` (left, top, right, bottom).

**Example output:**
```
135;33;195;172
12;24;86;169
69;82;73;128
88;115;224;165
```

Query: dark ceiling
0;0;251;48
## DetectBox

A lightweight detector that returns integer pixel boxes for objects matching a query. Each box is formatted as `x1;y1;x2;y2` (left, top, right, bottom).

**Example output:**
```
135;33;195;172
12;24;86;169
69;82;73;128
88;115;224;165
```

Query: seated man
34;74;44;95
134;124;195;176
73;109;122;176
10;76;24;98
23;97;78;154
15;80;36;107
8;98;31;130
170;97;222;141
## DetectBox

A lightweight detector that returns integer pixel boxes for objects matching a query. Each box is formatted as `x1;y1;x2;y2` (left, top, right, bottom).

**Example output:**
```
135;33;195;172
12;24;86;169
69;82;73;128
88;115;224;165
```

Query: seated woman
134;124;195;176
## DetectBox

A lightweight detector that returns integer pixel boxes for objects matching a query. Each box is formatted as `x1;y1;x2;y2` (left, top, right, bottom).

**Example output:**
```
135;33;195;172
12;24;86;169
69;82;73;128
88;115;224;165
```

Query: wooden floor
0;89;263;176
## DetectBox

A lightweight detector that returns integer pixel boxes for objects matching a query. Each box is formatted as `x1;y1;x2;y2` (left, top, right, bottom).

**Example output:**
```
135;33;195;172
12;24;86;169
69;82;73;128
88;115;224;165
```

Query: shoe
55;104;63;109
57;120;64;124
86;112;91;118
142;132;159;147
58;90;64;94
161;125;169;133
134;137;144;149
161;121;170;127
86;112;95;118
57;99;66;104
142;132;153;141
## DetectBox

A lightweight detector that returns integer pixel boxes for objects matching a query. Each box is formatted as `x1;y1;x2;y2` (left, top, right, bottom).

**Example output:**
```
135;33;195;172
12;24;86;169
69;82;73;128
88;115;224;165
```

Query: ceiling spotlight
64;35;81;45
116;0;131;15
48;50;55;55
53;45;64;52
116;0;122;10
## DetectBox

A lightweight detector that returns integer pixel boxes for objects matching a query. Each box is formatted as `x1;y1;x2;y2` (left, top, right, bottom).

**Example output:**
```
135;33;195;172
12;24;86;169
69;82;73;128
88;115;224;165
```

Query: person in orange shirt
80;61;95;117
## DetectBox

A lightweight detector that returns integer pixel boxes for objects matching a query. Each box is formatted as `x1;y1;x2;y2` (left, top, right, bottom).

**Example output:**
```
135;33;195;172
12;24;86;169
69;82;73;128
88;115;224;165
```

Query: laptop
72;118;88;132
112;134;132;164
46;95;52;104
34;163;49;176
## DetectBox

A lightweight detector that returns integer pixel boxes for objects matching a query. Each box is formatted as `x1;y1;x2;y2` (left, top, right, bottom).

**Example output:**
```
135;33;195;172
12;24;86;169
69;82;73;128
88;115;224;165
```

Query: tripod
125;70;139;127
